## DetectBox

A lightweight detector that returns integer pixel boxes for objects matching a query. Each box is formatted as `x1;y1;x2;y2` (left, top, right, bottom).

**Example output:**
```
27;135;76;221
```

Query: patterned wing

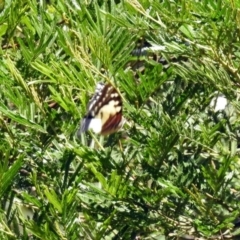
78;83;123;136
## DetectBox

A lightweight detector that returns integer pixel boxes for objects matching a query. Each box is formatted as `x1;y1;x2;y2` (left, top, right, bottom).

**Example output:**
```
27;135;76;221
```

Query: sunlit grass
0;0;239;239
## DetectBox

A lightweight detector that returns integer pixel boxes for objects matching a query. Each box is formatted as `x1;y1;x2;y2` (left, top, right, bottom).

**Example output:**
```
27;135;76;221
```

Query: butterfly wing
101;111;123;135
77;83;123;136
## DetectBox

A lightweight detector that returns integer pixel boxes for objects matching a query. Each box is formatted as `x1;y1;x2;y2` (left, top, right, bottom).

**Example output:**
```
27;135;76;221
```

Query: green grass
0;0;240;239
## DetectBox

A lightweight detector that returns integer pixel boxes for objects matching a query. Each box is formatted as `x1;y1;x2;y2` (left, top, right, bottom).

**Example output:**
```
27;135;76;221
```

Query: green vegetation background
0;0;240;239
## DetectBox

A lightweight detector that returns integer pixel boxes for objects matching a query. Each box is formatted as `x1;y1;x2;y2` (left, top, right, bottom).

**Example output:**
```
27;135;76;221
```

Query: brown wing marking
101;112;122;135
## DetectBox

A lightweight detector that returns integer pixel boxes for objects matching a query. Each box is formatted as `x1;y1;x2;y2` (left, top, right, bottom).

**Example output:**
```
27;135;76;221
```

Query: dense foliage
0;0;240;239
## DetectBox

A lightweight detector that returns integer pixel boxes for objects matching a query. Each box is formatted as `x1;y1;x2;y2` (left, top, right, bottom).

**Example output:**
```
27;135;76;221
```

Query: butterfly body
78;83;123;136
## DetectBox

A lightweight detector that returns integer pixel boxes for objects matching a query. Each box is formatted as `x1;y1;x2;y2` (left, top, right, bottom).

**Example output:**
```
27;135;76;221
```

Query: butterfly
77;82;123;136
